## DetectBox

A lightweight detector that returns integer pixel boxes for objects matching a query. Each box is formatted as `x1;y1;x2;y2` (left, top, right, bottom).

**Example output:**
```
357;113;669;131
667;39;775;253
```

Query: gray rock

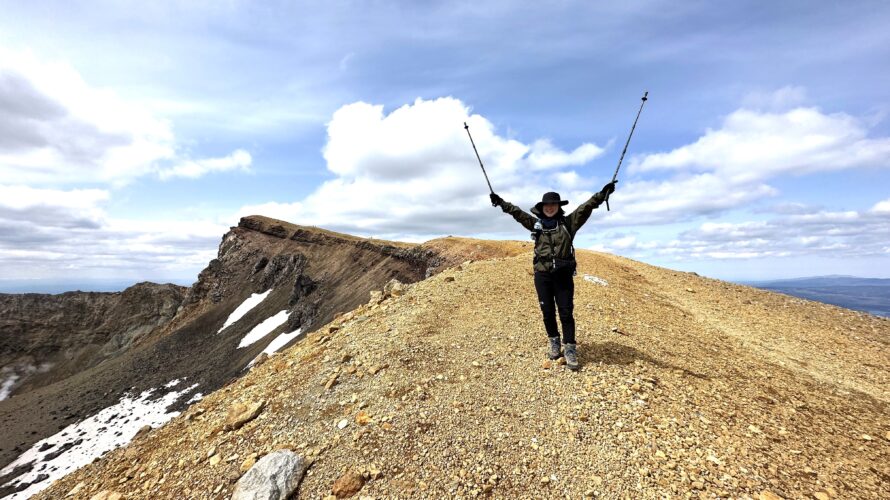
230;450;307;500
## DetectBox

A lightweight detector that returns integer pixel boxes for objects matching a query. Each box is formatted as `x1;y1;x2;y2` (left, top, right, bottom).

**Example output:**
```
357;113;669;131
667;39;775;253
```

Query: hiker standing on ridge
489;182;616;371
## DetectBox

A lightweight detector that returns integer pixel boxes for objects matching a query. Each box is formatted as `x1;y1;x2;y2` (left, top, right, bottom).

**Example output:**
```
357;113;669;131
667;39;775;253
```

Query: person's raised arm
565;181;616;234
490;193;536;232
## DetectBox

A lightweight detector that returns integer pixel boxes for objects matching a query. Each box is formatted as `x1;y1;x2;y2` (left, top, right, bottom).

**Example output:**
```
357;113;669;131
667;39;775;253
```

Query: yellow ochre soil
39;246;889;499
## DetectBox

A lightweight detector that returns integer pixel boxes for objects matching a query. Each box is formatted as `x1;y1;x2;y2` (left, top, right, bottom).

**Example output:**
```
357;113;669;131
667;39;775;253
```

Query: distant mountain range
747;275;890;317
0;279;192;294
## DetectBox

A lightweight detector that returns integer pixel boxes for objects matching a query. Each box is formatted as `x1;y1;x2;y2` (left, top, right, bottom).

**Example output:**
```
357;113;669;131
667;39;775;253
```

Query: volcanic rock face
0;215;525;496
0;282;187;398
29;229;890;500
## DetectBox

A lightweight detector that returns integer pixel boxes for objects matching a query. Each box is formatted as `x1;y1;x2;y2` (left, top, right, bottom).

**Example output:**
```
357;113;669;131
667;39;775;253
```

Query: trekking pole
605;91;648;211
463;122;496;205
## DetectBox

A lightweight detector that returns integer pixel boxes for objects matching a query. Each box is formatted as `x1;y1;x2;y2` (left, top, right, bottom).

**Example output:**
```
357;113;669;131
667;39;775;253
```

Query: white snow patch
0;363;51;401
163;378;182;388
218;290;272;333
0;381;197;499
237;310;290;349
247;328;303;367
582;275;609;286
0;372;19;401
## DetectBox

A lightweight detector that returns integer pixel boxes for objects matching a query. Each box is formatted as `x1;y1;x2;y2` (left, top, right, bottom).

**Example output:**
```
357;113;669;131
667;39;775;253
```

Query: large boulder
231;450;308;500
224;401;265;431
382;279;407;298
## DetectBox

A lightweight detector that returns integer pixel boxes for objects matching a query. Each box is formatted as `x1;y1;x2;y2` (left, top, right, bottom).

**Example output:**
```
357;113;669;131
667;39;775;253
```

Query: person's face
543;203;559;217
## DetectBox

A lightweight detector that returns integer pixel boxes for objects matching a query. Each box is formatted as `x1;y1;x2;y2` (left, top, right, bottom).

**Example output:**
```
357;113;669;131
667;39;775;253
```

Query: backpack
531;215;577;275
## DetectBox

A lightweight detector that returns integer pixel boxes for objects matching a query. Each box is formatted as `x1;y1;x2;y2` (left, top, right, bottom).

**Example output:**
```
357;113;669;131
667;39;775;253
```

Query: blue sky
1;0;889;289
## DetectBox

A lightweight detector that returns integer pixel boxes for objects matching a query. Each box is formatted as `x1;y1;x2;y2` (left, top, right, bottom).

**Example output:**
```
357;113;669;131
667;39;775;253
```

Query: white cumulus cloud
631;106;890;182
239;97;610;240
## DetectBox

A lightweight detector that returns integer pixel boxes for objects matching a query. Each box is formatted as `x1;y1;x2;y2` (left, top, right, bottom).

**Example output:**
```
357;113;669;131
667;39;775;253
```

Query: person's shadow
577;340;710;380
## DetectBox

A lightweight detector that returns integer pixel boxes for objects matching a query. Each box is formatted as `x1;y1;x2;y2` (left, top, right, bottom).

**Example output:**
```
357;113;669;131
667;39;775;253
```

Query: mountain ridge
0;216;529;498
23;220;889;499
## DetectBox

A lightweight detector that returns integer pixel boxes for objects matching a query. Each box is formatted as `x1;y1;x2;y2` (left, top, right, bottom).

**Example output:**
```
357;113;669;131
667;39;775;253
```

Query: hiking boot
547;336;562;360
564;343;579;371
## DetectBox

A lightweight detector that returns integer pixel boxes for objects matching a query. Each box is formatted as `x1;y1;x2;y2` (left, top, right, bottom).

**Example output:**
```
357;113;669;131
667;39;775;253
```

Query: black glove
600;181;617;197
489;193;503;207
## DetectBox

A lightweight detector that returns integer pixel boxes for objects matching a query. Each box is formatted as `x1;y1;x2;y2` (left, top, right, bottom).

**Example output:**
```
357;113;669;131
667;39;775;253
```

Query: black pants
534;269;575;344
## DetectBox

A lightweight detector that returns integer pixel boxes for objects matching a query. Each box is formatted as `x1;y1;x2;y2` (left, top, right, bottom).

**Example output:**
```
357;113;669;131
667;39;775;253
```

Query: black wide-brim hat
534;191;569;211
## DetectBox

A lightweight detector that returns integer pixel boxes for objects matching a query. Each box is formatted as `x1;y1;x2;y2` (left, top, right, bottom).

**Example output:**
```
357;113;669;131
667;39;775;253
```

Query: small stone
813;492;830;500
861;434;873;441
759;492;784;500
332;471;366;497
542;360;552;369
355;411;371;426
369;363;388;375
240;454;257;473
89;492;123;500
67;482;86;496
224;401;265;431
540;476;550;484
134;424;152;439
325;374;339;390
337;419;349;429
253;352;270;367
444;276;455;282
368;466;382;479
685;287;695;293
209;454;222;466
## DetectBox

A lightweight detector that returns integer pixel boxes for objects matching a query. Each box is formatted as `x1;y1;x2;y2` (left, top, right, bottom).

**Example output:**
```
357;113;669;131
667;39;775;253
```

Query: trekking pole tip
463;122;469;129
642;91;648;101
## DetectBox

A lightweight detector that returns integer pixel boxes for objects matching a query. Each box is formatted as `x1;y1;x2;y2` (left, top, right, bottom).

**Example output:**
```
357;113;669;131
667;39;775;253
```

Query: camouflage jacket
499;192;606;273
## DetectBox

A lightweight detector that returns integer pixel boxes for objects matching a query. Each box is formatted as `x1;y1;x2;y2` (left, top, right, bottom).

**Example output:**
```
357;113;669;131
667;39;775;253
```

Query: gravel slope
36;247;889;499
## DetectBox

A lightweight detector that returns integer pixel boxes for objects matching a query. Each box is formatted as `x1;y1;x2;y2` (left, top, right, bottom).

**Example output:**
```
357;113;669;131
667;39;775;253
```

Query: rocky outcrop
0;282;187;397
